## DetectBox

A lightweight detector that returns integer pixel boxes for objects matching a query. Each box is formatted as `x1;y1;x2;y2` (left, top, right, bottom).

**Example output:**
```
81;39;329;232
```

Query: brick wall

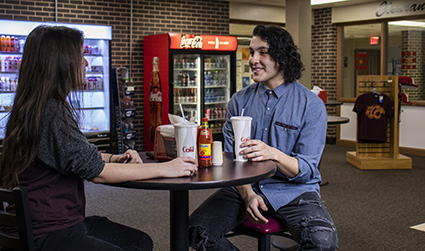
401;30;425;101
312;8;338;143
0;0;230;151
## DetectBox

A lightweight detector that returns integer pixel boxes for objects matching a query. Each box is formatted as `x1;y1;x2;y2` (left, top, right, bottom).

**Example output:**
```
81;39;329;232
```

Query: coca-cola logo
182;146;195;152
241;136;250;142
180;34;203;49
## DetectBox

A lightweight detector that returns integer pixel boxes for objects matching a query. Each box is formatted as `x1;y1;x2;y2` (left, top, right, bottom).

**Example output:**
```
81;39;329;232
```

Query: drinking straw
179;103;186;121
241;108;244;117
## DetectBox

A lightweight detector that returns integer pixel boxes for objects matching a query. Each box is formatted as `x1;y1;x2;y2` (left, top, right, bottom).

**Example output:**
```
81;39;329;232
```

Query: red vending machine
143;33;237;150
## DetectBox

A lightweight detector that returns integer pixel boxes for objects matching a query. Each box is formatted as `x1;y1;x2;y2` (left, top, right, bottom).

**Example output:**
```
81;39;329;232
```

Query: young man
189;25;338;250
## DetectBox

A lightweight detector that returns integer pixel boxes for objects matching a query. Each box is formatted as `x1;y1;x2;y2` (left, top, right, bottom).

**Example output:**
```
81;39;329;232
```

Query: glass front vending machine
143;33;237;151
0;20;114;152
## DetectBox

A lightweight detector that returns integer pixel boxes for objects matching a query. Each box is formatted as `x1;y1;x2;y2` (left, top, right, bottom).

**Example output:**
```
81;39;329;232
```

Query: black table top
109;152;276;191
325;100;343;106
327;115;350;125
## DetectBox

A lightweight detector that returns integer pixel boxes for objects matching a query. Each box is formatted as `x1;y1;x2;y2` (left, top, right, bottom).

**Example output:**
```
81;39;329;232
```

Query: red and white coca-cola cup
231;116;252;162
174;122;198;159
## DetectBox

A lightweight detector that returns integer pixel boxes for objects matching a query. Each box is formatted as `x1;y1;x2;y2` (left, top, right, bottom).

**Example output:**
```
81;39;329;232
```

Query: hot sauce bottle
198;117;213;167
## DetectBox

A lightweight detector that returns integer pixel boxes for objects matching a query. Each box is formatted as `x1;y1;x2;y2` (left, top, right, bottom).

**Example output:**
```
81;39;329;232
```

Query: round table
327;115;350;125
107;152;276;251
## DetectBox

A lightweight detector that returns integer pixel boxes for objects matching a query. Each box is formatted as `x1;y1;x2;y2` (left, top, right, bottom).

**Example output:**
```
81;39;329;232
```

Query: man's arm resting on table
240;140;299;178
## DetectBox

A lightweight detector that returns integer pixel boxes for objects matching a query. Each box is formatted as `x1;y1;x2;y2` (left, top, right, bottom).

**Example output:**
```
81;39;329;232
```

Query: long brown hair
0;25;85;188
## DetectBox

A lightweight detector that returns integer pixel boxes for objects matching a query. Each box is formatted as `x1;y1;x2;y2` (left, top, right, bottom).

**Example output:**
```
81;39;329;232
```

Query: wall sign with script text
169;34;238;51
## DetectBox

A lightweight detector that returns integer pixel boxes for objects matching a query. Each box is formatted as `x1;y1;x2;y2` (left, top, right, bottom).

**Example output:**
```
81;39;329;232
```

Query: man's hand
239;139;276;162
245;192;269;224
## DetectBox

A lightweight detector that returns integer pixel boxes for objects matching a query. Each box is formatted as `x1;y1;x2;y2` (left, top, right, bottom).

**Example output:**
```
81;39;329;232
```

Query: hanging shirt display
353;92;394;143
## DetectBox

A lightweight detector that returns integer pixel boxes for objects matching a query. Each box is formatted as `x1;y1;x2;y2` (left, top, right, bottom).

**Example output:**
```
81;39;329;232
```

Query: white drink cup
231;116;252;161
174;122;198;159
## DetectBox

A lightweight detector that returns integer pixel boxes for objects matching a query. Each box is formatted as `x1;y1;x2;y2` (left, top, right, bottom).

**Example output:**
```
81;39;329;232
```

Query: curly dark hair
252;25;305;83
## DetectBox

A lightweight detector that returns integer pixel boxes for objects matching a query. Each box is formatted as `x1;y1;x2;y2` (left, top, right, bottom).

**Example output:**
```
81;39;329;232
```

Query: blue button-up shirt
223;81;327;210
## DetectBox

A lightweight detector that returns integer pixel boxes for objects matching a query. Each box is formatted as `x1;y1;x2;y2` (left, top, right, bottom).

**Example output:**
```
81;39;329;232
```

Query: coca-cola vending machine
143;33;237;151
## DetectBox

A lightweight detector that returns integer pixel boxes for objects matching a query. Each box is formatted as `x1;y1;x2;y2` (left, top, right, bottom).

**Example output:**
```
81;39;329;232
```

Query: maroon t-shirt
5;99;104;239
18;159;86;239
353;92;393;143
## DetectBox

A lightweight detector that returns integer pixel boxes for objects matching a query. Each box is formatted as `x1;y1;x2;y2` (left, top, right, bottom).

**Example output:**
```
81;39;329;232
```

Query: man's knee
300;216;338;250
189;225;215;251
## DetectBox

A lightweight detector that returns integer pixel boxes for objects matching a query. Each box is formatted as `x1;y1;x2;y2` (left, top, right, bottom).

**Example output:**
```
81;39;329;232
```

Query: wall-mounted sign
332;0;425;23
370;36;379;45
169;34;238;51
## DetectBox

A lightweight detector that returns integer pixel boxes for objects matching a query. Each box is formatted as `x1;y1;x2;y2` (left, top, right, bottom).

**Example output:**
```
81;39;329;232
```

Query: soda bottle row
174;58;198;69
205;107;227;120
174;88;197;103
0;56;21;72
209;122;224;134
84;77;103;91
0;76;18;91
205;70;227;86
0;35;24;53
205;56;227;69
175;71;197;87
205;88;226;103
84;44;100;55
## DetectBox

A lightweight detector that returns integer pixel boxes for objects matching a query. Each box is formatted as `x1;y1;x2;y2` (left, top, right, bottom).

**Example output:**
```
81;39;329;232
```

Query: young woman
0;25;197;251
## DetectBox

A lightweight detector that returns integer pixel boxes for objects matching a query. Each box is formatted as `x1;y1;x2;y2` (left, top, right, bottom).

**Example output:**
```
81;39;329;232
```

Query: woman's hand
118;150;143;163
239;139;276;162
161;157;198;178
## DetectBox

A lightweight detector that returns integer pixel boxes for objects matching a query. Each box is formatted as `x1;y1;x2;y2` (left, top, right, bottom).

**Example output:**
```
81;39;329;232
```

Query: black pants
34;216;153;251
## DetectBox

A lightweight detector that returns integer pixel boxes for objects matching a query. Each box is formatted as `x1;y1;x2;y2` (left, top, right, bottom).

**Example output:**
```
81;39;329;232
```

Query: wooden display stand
346;75;412;170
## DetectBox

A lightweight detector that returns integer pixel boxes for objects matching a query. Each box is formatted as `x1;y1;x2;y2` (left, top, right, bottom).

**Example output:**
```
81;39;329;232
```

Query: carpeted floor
85;144;425;250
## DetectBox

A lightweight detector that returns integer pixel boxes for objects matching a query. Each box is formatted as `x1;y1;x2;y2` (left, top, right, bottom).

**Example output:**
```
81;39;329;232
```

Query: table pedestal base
170;190;189;251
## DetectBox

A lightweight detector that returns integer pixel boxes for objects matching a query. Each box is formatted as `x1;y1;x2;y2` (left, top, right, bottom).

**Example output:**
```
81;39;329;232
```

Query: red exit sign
370;36;379;45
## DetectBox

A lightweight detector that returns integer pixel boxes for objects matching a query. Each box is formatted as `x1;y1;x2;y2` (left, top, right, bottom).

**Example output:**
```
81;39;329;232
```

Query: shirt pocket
273;121;300;152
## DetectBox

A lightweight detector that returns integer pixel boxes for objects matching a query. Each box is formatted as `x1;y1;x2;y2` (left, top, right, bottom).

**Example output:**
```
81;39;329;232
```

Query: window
388;19;425;102
341;23;382;99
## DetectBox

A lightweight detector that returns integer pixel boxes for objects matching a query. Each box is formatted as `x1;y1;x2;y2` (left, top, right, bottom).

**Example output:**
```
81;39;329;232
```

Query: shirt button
267;107;270;110
264;128;268;131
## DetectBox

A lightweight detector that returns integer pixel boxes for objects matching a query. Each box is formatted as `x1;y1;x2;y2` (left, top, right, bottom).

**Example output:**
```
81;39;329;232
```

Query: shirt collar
259;82;287;98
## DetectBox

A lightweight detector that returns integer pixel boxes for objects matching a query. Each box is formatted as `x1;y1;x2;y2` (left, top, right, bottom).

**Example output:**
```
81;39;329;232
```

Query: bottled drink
10;36;15;52
5;36;10;52
0;35;5;51
149;57;162;142
198;117;213;167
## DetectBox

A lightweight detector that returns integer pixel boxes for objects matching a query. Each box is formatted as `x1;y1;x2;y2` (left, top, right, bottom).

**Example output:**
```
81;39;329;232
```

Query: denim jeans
34;216;153;251
189;187;338;251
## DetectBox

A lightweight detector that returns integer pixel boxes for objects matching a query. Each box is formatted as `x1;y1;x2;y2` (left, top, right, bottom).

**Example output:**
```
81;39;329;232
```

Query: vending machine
0;19;114;152
143;33;237;150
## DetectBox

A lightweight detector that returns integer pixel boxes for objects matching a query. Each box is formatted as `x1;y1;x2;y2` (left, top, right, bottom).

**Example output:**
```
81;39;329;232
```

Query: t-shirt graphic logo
365;105;385;120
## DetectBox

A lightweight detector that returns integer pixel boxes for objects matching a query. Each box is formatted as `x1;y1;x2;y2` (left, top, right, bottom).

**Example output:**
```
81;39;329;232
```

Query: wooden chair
226;216;300;251
0;186;34;251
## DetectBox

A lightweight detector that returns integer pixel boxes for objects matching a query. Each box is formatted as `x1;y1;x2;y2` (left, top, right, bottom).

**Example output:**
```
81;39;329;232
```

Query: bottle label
198;144;211;159
150;91;162;102
199;130;209;136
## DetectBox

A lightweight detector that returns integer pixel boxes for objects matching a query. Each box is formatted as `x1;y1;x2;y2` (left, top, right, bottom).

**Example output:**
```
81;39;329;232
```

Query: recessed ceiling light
389;21;425;27
311;0;348;5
